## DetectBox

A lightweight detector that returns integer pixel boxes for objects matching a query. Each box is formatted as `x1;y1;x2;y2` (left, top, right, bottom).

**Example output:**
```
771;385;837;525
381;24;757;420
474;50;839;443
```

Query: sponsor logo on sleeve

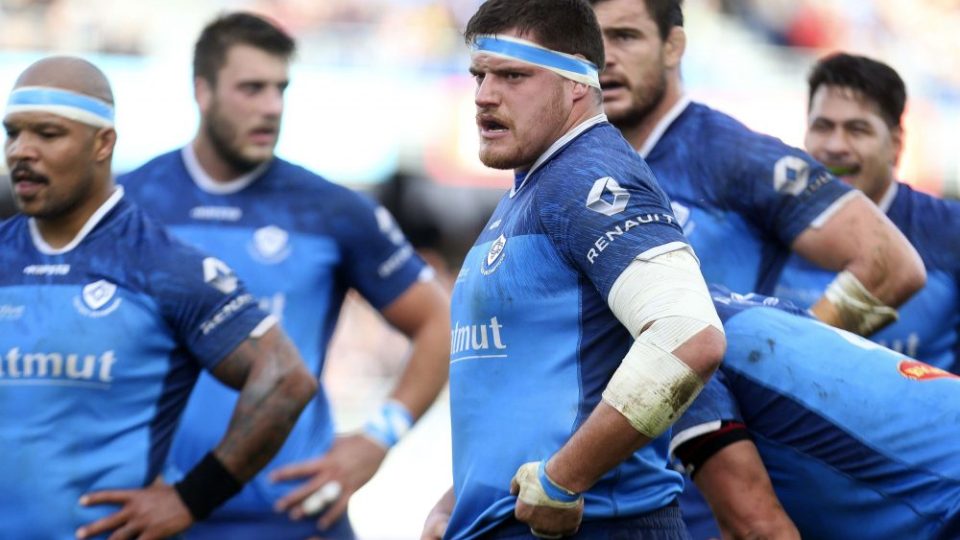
773;156;811;196
375;206;406;246
897;360;959;381
73;280;122;317
586;213;676;264
249;225;291;264
480;234;507;275
203;257;238;294
199;293;254;335
586;177;630;216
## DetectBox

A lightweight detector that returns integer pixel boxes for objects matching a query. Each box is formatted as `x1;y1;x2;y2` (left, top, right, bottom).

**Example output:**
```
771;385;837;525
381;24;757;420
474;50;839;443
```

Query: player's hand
271;433;388;530
510;461;583;539
420;496;452;539
76;482;193;540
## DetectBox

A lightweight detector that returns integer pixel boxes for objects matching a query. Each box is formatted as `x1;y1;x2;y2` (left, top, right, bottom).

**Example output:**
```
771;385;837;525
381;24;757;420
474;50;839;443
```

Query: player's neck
191;137;244;183
36;179;115;249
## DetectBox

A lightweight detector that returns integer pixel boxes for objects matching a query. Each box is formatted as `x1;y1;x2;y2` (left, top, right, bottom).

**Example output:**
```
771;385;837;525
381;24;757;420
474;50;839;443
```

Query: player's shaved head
13;56;113;104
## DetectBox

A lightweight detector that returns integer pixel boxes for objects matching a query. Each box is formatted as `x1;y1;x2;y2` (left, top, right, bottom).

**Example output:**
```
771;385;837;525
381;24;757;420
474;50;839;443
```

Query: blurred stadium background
1;0;958;538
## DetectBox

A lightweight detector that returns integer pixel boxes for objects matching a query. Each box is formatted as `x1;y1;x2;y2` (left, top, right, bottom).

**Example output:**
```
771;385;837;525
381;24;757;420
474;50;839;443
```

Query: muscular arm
379;278;451;421
692;440;799;540
793;192;925;334
546;326;725;492
209;324;318;481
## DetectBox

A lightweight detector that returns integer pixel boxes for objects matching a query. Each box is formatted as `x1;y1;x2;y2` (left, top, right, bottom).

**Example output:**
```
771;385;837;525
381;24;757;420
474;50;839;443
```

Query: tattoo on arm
210;327;316;481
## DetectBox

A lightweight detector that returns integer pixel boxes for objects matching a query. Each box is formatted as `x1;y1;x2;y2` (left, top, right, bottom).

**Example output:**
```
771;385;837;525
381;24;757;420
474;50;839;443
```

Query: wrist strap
537;460;580;503
362;400;413;449
173;452;244;521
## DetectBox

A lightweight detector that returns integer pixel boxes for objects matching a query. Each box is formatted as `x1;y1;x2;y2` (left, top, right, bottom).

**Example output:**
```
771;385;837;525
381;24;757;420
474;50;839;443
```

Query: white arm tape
824;270;898;336
607;248;723;340
602;337;704;438
602;248;721;438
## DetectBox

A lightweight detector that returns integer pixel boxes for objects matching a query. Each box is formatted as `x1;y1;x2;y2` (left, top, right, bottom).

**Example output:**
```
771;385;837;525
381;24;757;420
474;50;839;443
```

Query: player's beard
608;69;667;132
479;86;566;170
204;104;269;174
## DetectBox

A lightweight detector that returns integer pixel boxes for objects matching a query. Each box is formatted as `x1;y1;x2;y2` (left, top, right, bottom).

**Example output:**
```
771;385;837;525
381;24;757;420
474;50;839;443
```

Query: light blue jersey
776;182;960;370
0;190;267;540
673;287;960;540
642;98;853;294
447;117;691;539
120;148;426;534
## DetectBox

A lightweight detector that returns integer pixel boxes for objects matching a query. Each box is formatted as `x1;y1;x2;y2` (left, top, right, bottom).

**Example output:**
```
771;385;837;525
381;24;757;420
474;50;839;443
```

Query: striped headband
5;86;115;128
471;34;601;89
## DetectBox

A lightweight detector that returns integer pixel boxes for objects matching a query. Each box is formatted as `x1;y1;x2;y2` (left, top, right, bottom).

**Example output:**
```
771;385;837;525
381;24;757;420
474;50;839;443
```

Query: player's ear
195;76;213;113
92;127;117;163
571;80;591;101
890;125;904;166
663;26;686;70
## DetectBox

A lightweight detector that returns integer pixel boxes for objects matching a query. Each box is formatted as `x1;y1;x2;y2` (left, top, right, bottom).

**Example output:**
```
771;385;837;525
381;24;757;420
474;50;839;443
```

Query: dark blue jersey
776;182;960;370
674;288;960;539
643;99;853;294
446;117;690;539
0;191;267;539
120;149;427;522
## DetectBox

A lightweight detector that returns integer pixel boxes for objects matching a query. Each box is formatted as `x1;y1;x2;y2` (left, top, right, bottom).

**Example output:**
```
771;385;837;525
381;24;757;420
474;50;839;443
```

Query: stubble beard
608;71;667;133
205;107;269;174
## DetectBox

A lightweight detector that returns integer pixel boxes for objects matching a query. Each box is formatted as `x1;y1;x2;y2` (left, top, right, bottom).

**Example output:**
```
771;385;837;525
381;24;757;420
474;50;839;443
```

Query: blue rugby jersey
0;190;267;539
776;182;960;370
446;116;693;539
673;287;960;540
120;148;427;523
641;98;853;295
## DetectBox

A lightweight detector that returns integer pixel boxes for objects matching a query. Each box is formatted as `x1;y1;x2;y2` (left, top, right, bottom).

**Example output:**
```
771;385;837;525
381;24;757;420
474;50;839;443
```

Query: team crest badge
897;360;960;381
481;234;507;275
74;279;122;317
249;225;291;263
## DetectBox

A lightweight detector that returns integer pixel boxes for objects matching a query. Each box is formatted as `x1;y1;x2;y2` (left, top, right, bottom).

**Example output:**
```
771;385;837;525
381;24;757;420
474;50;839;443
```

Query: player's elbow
284;363;319;408
677;325;726;381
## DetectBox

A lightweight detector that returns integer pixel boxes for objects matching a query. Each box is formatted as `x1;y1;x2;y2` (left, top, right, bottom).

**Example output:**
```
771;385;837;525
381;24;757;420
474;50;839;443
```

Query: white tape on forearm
608;248;723;340
602;339;704;438
824;270;898;336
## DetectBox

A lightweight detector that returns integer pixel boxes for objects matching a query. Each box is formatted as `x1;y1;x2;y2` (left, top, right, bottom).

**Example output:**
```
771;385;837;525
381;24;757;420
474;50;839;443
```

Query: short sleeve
328;190;427;310
537;168;689;299
722;130;853;245
148;239;270;371
672;371;742;442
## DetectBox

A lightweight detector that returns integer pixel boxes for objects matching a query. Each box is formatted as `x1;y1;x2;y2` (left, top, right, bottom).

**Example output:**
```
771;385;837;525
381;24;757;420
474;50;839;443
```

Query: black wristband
173;452;244;521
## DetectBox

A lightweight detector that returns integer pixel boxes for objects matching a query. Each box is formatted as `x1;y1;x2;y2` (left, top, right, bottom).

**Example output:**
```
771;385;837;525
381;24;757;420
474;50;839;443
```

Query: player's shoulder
540;122;659;195
109;198;217;276
116;149;183;184
265;158;369;204
0;214;29;258
894;183;960;270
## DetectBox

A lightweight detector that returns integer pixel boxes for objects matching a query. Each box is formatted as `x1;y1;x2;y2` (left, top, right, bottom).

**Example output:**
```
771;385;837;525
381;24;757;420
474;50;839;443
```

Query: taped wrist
362;400;413;449
513;461;582;509
602;338;704;438
824;270;898;335
173;452;244;521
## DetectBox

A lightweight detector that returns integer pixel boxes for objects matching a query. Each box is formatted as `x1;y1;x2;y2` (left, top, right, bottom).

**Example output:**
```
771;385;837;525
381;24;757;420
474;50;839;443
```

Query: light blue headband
5;86;115;128
471;34;600;89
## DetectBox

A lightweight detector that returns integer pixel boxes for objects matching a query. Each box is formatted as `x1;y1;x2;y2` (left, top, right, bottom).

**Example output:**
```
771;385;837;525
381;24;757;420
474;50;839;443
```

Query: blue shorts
482;501;691;540
183;509;355;540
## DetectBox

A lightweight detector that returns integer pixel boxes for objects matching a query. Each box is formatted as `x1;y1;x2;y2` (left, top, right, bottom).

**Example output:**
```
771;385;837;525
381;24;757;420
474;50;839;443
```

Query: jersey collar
877;181;899;214
638;95;691;159
511;113;608;198
181;144;271;195
29;186;124;255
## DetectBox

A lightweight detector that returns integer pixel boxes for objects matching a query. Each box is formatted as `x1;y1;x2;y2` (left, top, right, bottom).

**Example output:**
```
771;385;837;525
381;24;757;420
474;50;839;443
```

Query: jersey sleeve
536;165;689;299
671;371;742;448
720;129;853;245
146;235;271;371
328;190;427;310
